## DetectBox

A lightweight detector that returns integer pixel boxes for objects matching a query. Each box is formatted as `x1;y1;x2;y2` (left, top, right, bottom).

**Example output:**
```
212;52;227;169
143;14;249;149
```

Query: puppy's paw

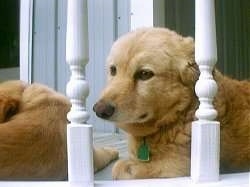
112;160;137;180
93;147;119;172
0;96;19;123
102;147;119;160
112;159;156;179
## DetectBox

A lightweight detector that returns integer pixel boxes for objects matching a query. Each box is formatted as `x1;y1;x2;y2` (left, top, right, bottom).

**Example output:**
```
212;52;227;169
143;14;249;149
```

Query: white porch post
66;0;94;186
191;0;220;183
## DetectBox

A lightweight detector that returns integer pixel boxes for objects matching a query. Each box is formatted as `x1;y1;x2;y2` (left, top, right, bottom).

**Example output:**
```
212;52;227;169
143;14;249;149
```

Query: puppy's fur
0;81;118;180
94;27;250;179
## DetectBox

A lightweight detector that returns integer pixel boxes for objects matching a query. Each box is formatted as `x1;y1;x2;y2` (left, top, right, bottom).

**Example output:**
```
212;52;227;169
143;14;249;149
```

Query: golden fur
0;80;118;180
94;27;250;179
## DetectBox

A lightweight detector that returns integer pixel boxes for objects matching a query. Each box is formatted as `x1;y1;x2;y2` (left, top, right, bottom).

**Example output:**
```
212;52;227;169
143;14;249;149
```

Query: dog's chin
135;113;152;123
108;112;153;124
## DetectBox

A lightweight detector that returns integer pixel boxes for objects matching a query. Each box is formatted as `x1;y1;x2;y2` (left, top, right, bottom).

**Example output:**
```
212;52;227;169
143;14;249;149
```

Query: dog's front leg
93;147;119;172
112;159;160;180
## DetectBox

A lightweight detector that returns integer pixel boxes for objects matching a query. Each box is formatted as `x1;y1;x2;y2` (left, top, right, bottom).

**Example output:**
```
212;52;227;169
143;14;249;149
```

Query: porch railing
191;0;220;182
66;0;94;185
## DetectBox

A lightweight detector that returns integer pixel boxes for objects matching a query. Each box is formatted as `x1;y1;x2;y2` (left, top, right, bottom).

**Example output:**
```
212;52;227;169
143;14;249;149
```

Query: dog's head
94;28;199;136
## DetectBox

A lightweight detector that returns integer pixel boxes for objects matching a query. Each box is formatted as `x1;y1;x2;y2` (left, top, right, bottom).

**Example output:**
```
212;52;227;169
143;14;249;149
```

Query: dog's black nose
93;101;115;119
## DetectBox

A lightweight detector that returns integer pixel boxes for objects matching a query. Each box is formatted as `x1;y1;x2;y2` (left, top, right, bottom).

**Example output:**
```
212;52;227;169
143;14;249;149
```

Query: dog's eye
135;69;154;81
110;65;117;76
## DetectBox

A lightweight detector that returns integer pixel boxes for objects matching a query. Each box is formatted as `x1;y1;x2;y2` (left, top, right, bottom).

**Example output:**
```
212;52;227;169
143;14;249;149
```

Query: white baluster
66;0;94;186
191;0;220;182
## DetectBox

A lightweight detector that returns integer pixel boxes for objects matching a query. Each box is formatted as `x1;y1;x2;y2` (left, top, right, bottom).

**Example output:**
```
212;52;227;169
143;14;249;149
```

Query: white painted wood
116;0;131;37
191;121;220;182
191;0;220;183
67;125;93;186
95;172;250;187
0;172;248;187
19;0;33;83
130;0;153;30
66;0;94;185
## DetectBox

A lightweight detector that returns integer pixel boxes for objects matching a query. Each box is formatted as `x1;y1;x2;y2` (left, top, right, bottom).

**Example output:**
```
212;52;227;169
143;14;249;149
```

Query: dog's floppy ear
178;36;200;86
179;60;200;86
0;96;19;123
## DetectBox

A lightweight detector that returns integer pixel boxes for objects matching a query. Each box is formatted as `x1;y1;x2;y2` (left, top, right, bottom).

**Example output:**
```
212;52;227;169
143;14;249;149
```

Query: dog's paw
112;159;158;179
112;159;139;180
93;147;119;172
102;147;119;160
0;96;19;123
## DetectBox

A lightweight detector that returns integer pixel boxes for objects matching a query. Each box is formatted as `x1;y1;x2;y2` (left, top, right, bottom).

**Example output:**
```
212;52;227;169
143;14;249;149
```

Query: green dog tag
137;138;150;162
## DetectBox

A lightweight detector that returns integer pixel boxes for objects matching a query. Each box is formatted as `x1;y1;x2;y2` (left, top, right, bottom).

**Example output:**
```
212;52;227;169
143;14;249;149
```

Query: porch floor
93;132;128;180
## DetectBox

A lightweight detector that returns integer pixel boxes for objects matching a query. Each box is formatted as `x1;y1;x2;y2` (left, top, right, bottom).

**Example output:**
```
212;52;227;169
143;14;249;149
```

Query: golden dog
0;80;118;180
93;27;250;179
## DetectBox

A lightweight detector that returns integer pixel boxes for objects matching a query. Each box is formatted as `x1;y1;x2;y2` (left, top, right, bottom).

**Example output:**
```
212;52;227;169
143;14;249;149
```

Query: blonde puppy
94;27;250;179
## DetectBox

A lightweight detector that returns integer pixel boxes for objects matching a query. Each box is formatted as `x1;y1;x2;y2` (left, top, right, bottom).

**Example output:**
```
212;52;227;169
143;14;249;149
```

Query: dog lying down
0;80;118;180
93;27;250;179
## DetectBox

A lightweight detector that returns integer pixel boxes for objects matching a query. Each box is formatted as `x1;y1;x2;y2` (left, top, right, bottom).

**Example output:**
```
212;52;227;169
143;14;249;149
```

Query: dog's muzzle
93;101;115;119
